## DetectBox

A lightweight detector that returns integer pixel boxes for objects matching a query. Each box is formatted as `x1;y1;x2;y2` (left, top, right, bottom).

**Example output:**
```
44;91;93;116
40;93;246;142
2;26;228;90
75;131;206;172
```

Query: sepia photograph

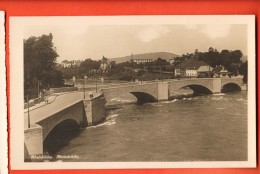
10;15;256;169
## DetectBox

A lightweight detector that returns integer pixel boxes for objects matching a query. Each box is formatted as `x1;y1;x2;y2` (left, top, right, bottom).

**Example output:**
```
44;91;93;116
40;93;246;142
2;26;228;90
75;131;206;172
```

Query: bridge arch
36;101;86;141
43;119;81;155
101;83;159;104
183;84;213;95
221;83;241;92
130;92;158;104
168;79;215;97
172;83;213;97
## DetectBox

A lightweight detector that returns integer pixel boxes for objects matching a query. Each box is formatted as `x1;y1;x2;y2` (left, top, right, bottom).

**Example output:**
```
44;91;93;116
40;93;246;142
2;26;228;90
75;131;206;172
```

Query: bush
137;70;145;76
119;75;134;81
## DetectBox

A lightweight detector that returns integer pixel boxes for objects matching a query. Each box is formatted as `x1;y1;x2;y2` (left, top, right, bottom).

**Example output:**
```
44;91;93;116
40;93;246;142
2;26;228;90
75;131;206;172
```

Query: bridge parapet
24;124;43;157
220;77;243;87
101;83;159;103
77;81;139;90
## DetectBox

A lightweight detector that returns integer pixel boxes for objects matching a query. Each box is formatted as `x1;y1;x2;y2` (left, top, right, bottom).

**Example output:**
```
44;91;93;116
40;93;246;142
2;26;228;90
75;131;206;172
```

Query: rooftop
176;59;209;70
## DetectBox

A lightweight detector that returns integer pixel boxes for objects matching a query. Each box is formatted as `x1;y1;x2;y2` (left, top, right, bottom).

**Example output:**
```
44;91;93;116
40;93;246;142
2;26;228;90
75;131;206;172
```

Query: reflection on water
49;91;247;162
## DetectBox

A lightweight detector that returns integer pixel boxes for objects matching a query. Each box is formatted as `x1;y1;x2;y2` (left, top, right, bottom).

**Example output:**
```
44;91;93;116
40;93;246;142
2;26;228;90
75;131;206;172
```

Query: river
47;90;248;162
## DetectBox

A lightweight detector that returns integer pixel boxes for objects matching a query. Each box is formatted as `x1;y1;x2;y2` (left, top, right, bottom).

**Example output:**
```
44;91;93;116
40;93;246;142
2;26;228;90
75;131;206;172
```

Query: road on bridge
24;91;99;128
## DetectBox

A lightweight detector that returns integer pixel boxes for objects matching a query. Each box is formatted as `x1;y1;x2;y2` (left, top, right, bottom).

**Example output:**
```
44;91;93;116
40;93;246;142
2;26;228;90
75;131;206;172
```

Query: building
175;59;213;78
99;56;111;74
100;62;111;73
132;59;153;64
212;65;230;78
71;60;82;67
60;60;71;68
60;60;82;68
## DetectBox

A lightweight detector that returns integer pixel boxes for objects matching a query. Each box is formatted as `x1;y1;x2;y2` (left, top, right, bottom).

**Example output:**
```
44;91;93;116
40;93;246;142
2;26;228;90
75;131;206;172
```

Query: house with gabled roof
175;59;213;78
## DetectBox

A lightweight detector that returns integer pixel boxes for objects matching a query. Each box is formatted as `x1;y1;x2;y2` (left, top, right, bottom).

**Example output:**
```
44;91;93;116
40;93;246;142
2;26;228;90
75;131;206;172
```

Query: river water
53;91;247;162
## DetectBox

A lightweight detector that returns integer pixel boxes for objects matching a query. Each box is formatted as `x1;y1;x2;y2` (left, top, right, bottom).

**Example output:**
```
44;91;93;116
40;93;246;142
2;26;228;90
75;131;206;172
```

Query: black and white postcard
10;15;256;169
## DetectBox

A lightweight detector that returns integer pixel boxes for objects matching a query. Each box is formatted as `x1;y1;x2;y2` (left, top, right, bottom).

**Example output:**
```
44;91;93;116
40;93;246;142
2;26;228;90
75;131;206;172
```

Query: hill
109;52;179;63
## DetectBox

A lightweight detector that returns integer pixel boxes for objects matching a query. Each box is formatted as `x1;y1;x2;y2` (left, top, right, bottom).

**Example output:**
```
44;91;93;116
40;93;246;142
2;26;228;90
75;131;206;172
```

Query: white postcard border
10;15;256;169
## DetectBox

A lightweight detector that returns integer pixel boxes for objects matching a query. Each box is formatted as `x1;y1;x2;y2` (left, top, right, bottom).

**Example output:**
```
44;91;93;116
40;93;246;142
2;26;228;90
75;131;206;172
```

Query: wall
24;97;44;109
24;125;43;157
83;93;106;126
49;87;78;93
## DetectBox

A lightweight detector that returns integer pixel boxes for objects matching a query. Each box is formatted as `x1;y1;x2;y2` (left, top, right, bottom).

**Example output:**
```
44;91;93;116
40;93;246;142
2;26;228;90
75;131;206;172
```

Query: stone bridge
101;82;168;104
24;92;106;158
24;77;243;158
220;77;244;92
101;77;244;104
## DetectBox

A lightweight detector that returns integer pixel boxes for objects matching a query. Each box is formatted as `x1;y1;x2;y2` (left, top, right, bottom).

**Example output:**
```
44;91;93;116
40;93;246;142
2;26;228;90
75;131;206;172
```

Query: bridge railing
100;81;162;90
77;81;139;91
96;77;244;91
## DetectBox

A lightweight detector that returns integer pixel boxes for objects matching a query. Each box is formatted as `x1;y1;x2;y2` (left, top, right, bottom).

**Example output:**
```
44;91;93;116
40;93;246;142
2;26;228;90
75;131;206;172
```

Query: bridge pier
24;125;43;158
83;93;106;126
157;82;169;101
212;78;222;93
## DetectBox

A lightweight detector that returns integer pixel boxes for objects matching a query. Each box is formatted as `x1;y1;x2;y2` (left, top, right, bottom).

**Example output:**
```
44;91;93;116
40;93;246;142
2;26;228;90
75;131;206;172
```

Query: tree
239;61;248;83
219;49;232;67
154;57;169;66
218;50;243;74
173;56;185;66
59;66;78;79
193;49;200;60
79;58;100;75
172;47;244;76
24;33;63;99
137;70;145;76
229;63;240;76
230;50;243;64
199;47;219;67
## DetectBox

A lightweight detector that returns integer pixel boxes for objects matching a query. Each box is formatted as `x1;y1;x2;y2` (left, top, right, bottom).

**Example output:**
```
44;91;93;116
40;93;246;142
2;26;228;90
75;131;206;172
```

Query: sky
24;24;247;63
